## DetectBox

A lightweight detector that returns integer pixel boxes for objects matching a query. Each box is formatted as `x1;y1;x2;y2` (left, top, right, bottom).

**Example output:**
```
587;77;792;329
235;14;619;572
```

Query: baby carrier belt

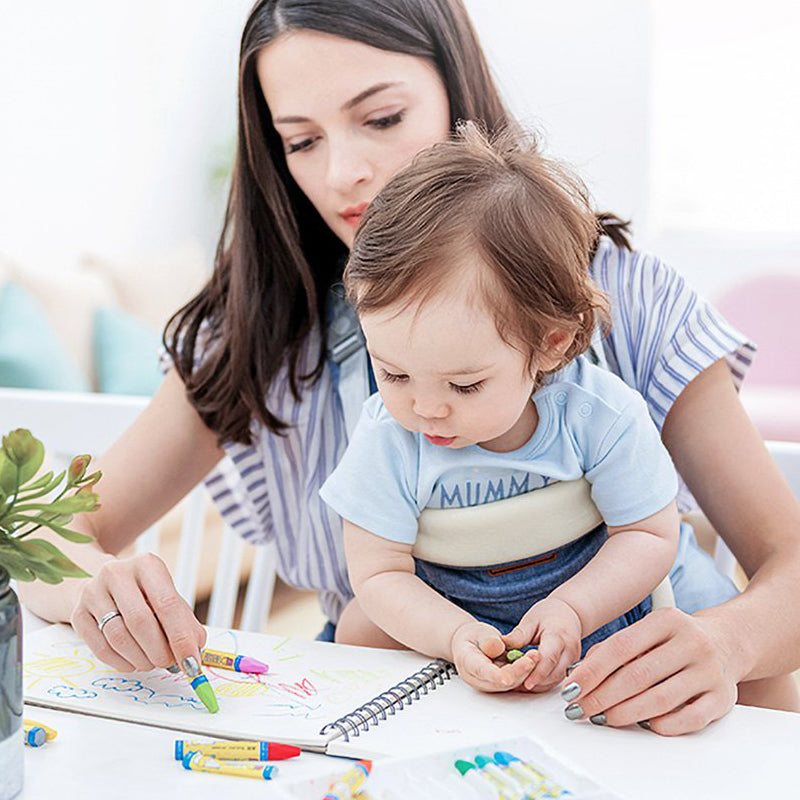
414;478;674;608
414;478;600;566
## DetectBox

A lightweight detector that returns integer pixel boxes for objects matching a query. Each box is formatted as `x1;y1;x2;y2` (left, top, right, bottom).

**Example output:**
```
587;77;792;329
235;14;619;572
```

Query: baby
320;124;679;693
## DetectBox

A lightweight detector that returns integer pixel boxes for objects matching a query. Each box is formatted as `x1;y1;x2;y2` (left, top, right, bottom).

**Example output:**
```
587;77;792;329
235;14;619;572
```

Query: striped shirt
201;237;755;624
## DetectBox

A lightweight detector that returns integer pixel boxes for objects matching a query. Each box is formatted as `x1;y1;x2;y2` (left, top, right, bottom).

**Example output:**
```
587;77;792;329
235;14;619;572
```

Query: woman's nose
326;135;373;194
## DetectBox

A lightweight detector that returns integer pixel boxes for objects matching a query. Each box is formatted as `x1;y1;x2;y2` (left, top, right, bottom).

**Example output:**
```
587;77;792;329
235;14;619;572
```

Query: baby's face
361;277;548;453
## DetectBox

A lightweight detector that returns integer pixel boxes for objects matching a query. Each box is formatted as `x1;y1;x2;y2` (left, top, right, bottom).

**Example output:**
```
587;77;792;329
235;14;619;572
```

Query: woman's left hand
560;607;739;735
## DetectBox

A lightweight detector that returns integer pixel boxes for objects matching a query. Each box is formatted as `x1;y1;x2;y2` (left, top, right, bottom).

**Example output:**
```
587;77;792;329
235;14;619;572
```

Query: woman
19;0;800;735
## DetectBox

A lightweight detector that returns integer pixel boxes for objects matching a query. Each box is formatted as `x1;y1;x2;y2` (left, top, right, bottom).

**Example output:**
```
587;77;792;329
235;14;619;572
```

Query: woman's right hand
70;552;207;672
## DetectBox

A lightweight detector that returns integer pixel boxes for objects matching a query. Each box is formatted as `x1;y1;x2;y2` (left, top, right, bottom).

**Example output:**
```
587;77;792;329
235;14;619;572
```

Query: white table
19;607;800;799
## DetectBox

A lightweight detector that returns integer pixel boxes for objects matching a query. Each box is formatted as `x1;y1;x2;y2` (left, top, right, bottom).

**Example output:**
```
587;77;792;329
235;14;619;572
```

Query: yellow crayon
182;751;278;780
23;719;57;741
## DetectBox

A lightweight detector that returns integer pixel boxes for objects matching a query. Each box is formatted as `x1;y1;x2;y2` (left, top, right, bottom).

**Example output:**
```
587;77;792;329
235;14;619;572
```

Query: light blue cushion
0;281;90;391
93;306;163;396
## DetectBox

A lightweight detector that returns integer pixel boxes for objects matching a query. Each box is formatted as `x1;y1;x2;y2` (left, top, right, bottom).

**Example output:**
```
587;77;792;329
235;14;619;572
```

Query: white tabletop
19;606;800;799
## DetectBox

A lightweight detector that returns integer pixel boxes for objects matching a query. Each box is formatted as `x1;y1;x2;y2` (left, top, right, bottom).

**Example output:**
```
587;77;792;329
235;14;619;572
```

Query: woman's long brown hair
165;0;630;445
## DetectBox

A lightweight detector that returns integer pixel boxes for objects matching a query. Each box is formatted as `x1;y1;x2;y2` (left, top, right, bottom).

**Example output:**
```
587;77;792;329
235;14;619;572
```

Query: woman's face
257;31;451;247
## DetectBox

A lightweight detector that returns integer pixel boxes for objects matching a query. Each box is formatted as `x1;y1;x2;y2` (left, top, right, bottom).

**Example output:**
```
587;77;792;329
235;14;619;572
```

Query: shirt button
555;391;568;405
579;402;593;417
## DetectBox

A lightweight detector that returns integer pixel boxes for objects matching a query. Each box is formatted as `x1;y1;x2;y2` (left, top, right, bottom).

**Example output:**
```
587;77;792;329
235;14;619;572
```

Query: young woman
19;0;800;736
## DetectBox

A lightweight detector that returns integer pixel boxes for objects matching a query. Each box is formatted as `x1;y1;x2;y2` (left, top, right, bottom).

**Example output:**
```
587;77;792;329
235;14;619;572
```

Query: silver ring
97;610;122;633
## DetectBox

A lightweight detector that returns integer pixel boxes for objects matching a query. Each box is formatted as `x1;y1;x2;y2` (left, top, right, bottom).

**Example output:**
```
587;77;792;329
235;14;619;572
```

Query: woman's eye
450;381;484;395
380;369;408;384
366;111;404;130
286;136;317;154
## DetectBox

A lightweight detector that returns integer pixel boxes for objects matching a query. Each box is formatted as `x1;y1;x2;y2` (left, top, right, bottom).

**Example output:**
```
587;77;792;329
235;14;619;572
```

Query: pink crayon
201;648;269;674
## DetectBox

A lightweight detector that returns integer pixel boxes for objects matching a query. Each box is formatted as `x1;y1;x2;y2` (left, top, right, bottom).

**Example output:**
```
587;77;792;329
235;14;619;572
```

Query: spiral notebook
23;623;457;756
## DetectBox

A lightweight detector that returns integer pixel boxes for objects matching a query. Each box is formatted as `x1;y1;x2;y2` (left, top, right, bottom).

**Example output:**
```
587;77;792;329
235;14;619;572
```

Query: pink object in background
715;273;800;442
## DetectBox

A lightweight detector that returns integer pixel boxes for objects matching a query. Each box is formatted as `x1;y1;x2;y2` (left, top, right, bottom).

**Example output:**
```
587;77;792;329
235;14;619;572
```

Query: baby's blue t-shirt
319;358;678;545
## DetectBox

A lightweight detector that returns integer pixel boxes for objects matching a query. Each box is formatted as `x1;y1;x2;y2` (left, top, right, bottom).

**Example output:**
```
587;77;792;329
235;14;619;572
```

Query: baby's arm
342;519;537;691
506;500;680;690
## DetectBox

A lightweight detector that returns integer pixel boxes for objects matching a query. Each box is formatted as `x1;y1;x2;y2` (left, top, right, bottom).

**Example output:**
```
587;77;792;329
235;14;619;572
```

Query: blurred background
2;1;798;287
1;0;798;631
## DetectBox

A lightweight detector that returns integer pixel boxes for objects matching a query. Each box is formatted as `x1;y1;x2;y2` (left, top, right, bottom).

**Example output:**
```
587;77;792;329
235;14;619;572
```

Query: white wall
643;0;800;298
465;0;653;236
1;1;797;299
0;1;252;272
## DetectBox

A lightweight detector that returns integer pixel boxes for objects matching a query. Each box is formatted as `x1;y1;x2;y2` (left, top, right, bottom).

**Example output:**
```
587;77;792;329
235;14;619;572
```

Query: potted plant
0;429;101;800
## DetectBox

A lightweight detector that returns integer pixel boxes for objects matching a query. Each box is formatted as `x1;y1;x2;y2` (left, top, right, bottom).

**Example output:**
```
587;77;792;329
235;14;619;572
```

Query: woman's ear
538;327;576;371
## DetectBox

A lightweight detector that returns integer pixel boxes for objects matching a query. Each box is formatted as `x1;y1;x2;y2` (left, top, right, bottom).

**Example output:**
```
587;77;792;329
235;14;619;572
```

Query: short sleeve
584;393;679;527
591;239;756;432
319;398;421;544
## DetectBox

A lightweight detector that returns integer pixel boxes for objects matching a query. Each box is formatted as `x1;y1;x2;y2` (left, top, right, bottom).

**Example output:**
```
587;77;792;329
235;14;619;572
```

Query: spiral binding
318;659;455;742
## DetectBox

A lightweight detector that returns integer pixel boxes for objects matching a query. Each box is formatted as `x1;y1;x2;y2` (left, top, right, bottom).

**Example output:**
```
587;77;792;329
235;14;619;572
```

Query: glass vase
0;567;22;800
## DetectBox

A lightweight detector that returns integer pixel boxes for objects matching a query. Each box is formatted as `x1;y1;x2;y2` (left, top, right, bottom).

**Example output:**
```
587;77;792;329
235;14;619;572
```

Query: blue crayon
22;724;47;748
493;752;570;798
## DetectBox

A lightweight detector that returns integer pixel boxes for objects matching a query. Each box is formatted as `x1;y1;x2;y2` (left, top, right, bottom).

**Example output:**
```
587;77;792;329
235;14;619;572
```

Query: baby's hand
450;620;537;693
503;597;582;692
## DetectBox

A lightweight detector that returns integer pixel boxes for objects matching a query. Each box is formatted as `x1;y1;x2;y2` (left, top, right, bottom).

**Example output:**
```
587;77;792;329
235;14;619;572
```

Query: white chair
713;440;800;577
0;386;276;631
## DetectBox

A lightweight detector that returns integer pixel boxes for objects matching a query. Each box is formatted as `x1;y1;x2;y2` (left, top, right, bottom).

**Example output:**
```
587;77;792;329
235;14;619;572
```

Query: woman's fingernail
560;682;581;702
564;703;584;720
165;663;180;674
638;720;651;730
589;713;607;726
566;660;582;676
182;656;201;677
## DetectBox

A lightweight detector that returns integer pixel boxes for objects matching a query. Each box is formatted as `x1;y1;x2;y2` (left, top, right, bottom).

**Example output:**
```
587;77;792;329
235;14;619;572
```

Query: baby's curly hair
345;122;608;377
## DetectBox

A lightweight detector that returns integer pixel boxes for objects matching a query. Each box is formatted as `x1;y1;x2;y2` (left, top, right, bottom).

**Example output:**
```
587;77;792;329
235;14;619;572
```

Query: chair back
0;387;275;631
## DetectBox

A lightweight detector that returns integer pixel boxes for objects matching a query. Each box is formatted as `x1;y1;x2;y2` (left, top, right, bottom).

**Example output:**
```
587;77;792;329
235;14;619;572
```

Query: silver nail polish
638;720;651;730
566;660;582;676
589;713;607;726
560;682;581;702
182;656;201;677
564;703;584;721
165;664;180;674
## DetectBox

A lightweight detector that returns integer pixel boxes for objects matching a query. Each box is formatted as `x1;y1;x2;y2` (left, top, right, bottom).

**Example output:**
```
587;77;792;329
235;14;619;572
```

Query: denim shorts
317;520;739;646
414;524;650;658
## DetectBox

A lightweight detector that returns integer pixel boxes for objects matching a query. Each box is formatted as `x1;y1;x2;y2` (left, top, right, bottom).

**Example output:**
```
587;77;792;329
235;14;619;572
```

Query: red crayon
174;740;301;761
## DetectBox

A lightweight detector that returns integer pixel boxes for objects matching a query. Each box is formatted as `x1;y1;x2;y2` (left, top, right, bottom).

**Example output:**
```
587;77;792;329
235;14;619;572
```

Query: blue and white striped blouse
201;237;755;624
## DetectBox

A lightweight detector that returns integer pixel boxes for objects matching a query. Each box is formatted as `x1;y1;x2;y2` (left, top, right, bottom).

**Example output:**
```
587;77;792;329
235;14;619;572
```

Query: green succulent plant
0;428;101;583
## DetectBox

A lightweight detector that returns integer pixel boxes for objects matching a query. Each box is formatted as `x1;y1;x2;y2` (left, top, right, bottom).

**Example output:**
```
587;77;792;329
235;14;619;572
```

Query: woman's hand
559;607;738;735
70;553;207;673
451;620;537;693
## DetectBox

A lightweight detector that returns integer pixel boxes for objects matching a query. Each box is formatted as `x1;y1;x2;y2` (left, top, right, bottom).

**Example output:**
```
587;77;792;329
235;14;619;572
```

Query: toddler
320;124;680;693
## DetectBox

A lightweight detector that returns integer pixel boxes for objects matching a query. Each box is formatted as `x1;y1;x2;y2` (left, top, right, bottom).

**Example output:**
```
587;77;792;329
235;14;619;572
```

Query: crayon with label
201;648;268;674
182;751;277;780
174;739;300;761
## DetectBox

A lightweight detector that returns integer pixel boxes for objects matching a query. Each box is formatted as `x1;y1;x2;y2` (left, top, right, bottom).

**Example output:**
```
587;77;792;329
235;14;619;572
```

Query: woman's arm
16;369;225;670
563;360;800;732
666;360;800;678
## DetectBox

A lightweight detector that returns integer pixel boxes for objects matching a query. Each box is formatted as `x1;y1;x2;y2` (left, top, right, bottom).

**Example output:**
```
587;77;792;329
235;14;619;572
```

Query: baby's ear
538;327;576;371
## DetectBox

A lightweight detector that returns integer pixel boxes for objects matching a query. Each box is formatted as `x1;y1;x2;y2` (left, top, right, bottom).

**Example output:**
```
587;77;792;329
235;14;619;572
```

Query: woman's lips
425;434;456;446
340;202;368;229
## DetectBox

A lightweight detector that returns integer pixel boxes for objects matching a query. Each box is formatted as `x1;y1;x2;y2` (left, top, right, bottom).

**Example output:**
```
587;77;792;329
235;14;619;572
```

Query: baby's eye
450;381;484;395
380;369;408;384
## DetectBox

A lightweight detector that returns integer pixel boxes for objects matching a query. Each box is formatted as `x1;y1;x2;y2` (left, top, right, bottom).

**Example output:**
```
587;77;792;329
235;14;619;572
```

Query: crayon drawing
23;623;434;748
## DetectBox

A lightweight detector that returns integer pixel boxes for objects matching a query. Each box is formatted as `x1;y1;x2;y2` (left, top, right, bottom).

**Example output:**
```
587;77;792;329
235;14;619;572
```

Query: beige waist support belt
413;478;674;609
